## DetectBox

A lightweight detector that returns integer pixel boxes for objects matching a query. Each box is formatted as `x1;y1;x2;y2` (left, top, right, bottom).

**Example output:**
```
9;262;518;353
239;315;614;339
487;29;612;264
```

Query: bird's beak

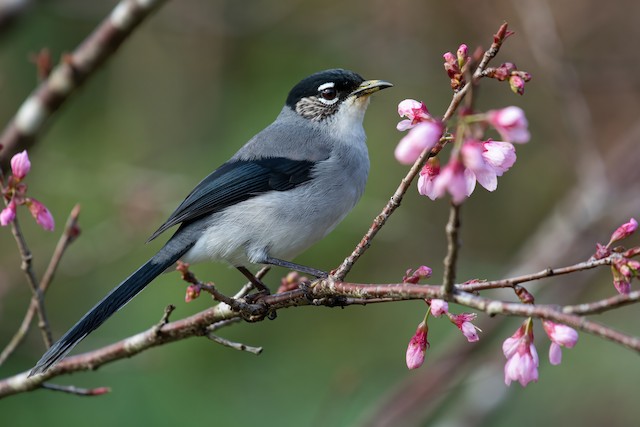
352;79;393;98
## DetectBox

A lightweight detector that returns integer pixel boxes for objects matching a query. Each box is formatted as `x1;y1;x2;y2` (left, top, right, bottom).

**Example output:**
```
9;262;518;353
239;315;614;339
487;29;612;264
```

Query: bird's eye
320;87;337;101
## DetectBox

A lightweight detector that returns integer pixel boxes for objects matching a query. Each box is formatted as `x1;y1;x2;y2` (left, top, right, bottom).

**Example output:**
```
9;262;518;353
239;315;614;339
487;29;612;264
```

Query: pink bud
27;198;55;231
457;44;468;61
10;150;31;180
509;75;526;95
406;321;429;370
608;218;638;246
185;284;200;302
0;200;17;226
503;319;538;387
443;51;456;65
429;299;448;317
403;265;433;284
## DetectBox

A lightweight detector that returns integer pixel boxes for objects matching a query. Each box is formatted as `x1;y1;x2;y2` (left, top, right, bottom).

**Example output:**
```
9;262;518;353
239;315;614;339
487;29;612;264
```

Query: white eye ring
317;82;338;105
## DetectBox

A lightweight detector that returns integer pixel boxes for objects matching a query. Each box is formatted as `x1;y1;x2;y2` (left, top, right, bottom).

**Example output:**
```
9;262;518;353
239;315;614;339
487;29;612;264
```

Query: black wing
148;157;316;241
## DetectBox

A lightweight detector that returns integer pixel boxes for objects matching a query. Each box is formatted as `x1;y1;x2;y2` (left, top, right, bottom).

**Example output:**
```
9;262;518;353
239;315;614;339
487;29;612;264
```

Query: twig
0;0;170;166
332;24;509;282
442;203;461;295
9;216;52;347
152;304;176;336
40;382;110;396
563;290;640;315
456;257;613;292
206;333;263;355
0;205;81;365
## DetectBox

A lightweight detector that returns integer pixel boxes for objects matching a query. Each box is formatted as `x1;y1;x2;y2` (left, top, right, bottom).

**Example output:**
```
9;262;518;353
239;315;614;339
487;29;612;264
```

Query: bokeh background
1;0;639;426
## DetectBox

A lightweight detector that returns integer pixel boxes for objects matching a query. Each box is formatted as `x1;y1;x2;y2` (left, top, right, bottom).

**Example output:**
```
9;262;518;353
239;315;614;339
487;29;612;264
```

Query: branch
442;203;461;295
0;205;81;365
0;0;169;166
9;216;52;347
2;251;636;398
332;24;508;282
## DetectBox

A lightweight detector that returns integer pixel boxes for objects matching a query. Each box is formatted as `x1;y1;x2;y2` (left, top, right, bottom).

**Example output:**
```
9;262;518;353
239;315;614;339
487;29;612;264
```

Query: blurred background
0;0;639;425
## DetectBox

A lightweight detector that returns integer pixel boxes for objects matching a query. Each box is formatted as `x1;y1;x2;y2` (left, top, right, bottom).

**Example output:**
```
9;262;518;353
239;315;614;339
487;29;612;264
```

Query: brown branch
8;216;52;347
332;24;509;282
0;205;81;366
563;290;640;315
456;256;613;292
0;0;170;167
442;203;461;295
1;252;638;398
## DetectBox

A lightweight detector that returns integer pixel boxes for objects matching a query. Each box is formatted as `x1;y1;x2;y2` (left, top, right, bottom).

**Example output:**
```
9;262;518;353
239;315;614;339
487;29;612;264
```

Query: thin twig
442;203;461;295
206;333;263;355
9;216;52;347
40;382;110;396
332;24;509;282
563;290;640;315
456;257;613;292
0;205;81;365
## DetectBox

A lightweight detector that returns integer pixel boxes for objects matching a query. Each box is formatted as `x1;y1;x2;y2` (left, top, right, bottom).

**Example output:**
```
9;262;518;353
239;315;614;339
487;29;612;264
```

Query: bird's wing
147;157;316;241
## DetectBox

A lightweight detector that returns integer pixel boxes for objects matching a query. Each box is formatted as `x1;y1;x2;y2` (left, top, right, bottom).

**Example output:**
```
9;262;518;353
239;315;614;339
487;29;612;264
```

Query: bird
30;68;392;375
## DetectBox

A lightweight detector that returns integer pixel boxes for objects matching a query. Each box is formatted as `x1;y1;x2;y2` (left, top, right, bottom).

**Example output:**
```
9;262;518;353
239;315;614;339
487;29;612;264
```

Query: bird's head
286;69;392;125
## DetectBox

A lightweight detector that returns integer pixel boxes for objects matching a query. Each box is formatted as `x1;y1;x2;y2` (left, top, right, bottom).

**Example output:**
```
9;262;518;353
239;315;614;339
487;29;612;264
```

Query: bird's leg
236;266;270;294
263;257;328;278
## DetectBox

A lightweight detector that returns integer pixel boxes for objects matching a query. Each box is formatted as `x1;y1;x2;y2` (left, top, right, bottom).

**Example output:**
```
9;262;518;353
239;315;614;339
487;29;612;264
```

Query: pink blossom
27;198;54;231
406;321;429;370
397;99;432;131
429;299;448;317
503;319;538;387
403;265;433;284
542;320;578;365
611;258;637;294
431;157;475;204
417;158;440;200
394;121;443;165
461;140;517;192
608;218;638;246
0;200;17;226
10;150;31;180
487;106;530;143
449;313;480;342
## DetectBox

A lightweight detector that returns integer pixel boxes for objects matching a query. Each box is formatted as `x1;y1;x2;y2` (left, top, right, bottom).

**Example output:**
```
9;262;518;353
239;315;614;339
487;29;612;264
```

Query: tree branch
0;0;170;167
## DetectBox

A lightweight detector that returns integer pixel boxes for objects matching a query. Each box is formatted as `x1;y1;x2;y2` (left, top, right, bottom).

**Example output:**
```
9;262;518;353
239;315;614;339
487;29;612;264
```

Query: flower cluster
503;318;578;387
396;102;528;204
405;295;481;370
1;150;54;231
593;218;639;294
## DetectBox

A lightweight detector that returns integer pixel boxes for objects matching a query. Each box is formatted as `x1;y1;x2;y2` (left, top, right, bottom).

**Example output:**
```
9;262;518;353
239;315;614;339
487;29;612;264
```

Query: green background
1;1;639;426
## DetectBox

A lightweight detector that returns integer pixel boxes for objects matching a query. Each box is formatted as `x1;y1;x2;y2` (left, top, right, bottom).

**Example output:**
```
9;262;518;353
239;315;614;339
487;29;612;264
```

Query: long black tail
29;241;192;376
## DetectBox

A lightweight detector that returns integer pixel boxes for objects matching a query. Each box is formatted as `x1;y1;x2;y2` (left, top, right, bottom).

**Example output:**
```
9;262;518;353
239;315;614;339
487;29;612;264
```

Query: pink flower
487;107;530;143
403;265;433;284
449;313;480;342
0;200;17;226
503;319;538;387
406;321;429;370
394;121;443;165
431;157;475;204
429;299;448;317
542;320;578;365
417;158;440;200
461;140;516;192
10;150;31;180
608;218;638;246
397;99;432;131
27;198;54;231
